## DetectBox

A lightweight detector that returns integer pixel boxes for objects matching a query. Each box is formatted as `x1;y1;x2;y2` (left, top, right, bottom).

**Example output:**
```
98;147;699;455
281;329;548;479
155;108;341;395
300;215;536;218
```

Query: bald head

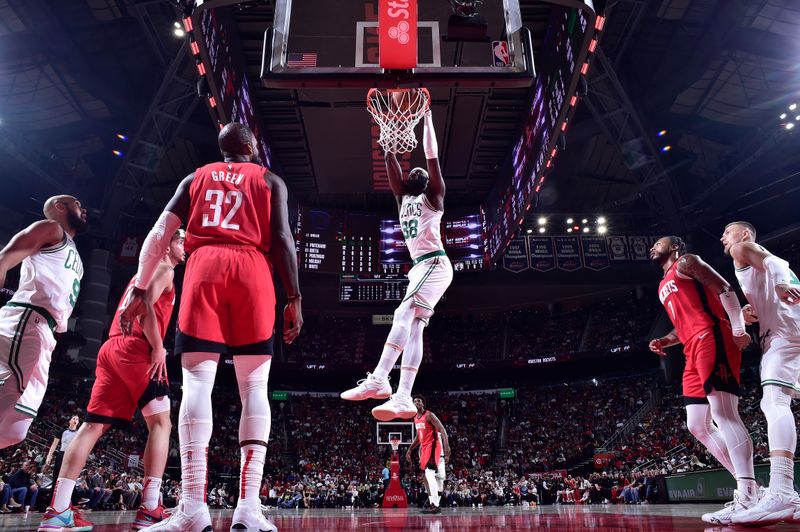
43;195;88;235
218;122;259;163
43;195;76;220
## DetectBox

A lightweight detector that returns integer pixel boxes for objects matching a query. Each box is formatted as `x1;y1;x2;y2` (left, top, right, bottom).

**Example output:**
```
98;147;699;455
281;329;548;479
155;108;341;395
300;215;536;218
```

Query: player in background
719;221;800;526
648;236;756;525
0;195;87;448
121;123;302;532
38;229;185;532
341;104;454;421
406;395;450;513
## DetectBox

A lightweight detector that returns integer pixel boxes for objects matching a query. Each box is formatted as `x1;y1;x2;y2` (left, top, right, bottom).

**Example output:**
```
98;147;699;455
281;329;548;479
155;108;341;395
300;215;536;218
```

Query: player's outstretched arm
0;220;64;288
384;151;404;208
427;412;451;463
730;242;800;305
422;110;445;211
677;254;749;343
267;171;303;344
140;264;174;381
649;329;680;355
121;174;193;333
406;433;420;462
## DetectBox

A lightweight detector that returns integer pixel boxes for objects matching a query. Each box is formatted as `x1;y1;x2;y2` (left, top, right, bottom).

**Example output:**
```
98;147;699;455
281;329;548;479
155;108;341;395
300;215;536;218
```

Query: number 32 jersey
399;194;444;261
186;161;272;254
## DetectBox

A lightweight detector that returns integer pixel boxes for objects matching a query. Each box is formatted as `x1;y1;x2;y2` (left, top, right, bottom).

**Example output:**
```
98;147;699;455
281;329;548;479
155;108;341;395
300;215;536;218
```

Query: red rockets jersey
109;276;175;341
658;260;729;344
186;161;272;254
414;411;438;447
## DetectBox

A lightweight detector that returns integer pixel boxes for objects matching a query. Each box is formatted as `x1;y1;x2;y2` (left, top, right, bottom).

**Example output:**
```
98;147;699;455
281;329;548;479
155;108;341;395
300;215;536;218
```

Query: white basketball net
366;88;431;154
389;437;401;452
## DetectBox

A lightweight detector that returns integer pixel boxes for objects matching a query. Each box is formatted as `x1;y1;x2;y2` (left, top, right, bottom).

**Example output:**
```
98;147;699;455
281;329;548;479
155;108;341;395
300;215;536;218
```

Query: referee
46;414;80;481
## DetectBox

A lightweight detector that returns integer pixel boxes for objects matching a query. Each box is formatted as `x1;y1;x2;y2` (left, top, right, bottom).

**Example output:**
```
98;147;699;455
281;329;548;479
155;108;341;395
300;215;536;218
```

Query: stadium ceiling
1;0;799;238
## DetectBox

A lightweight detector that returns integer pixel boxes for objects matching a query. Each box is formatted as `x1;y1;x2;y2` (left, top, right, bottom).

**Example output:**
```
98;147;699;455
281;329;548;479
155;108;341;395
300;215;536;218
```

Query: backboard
376;421;415;447
262;0;534;88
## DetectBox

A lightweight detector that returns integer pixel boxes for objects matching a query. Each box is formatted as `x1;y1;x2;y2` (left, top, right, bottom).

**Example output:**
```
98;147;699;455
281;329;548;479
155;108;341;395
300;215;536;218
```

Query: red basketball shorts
418;440;443;471
682;324;741;403
86;336;169;428
176;245;275;356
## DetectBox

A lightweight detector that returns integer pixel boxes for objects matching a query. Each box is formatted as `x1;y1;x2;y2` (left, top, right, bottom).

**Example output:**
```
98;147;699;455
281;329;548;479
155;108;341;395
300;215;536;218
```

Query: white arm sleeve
763;255;794;286
134;211;181;290
423;110;438;160
718;291;746;336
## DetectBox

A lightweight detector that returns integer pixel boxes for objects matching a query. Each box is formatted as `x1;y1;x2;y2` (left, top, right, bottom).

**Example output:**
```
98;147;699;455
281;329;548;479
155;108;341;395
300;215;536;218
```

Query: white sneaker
139;503;212;532
701;489;755;525
230;503;277;531
729;489;796;526
371;394;416;421
340;373;391;401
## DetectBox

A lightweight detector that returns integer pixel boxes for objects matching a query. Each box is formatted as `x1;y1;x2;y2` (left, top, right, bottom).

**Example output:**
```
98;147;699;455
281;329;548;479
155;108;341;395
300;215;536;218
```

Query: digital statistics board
339;274;409;303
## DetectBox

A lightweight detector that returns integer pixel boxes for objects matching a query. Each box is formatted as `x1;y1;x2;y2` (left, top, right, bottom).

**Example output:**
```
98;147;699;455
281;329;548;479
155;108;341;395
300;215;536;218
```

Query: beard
67;210;88;234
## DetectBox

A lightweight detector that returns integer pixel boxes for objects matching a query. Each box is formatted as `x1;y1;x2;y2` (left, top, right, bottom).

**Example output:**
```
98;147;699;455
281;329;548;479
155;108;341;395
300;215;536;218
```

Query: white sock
51;478;75;513
179;352;218;515
234;356;272;509
239;444;266;508
424;468;438;505
397;319;424;397
685;404;735;476
769;456;795;497
708;392;756;499
142;477;162;511
373;302;416;379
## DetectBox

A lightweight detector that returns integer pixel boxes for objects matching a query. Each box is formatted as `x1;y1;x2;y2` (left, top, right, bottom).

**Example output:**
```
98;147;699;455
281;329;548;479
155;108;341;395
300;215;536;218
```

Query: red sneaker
132;505;168;531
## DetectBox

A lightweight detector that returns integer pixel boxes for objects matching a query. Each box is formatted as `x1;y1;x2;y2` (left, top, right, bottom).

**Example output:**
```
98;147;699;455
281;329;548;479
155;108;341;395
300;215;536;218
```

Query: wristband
718;291;746;336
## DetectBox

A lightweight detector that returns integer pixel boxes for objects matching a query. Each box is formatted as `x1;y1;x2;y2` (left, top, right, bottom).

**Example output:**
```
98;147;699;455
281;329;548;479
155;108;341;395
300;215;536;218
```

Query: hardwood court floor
2;504;798;531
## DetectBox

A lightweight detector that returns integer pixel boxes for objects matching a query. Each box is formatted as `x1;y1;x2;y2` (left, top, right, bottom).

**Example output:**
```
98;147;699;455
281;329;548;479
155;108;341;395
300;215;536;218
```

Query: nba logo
492;40;509;67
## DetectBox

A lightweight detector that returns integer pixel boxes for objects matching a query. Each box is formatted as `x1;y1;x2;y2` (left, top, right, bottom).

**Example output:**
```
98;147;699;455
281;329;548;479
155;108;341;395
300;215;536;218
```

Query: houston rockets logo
388;20;410;44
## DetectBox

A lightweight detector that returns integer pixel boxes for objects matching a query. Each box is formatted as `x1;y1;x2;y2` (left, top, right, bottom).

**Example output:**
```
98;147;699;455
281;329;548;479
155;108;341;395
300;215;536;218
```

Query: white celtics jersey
8;234;83;332
399;194;444;260
736;257;800;340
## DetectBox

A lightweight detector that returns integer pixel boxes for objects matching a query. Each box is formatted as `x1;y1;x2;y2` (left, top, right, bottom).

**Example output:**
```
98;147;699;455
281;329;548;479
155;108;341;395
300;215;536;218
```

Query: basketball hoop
389;436;402;453
366;88;431;154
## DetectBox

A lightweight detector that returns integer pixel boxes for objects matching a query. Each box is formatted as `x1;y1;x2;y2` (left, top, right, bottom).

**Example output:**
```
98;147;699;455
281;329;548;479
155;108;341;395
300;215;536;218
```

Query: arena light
173;21;181;29
538;227;546;234
116;133;128;141
790;103;797;111
581;218;588;224
598;226;608;234
566;217;574;224
112;150;123;157
796;115;800;121
526;228;532;234
780;113;787;120
582;227;590;233
537;217;547;226
661;145;672;152
174;28;185;37
657;130;667;137
567;228;573;233
597;216;606;224
787;123;796;130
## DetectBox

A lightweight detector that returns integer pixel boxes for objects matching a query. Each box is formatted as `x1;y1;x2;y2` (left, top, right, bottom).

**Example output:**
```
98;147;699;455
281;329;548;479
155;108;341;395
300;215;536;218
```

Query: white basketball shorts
760;335;800;397
402;254;453;325
0;305;57;418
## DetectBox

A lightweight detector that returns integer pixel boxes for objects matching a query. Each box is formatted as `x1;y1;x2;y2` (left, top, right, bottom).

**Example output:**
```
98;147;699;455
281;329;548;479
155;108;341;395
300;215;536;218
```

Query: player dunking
719;222;800;526
0;195;87;448
406;396;450;514
648;236;757;525
121;123;302;532
341;105;453;421
38;229;185;532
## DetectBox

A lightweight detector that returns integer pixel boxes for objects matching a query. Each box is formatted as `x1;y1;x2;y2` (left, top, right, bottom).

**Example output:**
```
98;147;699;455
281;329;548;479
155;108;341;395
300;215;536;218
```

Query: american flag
287;52;317;67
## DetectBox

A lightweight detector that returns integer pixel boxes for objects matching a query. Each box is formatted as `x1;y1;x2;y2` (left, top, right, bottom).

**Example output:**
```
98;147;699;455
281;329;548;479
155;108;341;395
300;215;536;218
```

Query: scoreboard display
296;208;379;274
339;274;409;303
